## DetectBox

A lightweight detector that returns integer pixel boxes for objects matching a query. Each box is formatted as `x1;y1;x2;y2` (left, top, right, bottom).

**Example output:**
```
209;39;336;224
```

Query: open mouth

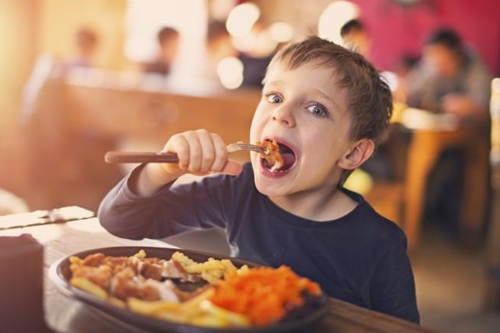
261;141;296;172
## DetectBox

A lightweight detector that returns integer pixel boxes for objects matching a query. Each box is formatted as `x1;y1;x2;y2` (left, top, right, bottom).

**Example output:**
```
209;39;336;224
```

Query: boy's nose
271;106;295;127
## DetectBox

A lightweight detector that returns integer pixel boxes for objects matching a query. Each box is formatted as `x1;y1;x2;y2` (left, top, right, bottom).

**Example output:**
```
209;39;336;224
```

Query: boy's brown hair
267;36;393;147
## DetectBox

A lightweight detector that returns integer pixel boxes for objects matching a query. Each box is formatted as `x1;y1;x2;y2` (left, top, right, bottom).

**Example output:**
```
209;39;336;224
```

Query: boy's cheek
249;119;265;141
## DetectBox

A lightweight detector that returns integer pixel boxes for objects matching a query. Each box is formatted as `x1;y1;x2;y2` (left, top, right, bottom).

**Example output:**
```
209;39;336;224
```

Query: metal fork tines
227;142;268;155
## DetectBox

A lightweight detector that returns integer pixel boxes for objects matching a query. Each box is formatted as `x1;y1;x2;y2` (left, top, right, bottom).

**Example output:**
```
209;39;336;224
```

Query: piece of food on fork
255;140;285;172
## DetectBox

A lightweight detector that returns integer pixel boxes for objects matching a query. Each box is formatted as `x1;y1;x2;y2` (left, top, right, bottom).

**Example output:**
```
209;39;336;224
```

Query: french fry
71;276;127;308
171;251;197;269
70;277;108;299
190;313;231;327
127;297;181;316
134;249;147;258
182;288;215;309
237;264;250;275
107;296;126;309
69;256;82;266
127;297;191;323
199;300;250;327
128;290;216;325
172;252;238;284
127;288;248;328
201;270;224;284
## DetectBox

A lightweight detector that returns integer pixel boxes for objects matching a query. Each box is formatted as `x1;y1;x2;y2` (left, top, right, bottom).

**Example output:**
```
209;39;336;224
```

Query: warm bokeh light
343;168;373;195
268;22;293;43
493;78;500;94
381;70;399;92
491;78;500;163
217;56;244;89
492;78;500;116
318;0;359;44
226;3;260;37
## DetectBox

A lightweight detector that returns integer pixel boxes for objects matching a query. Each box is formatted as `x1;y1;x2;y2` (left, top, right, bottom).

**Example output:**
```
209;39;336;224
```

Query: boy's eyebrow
311;88;334;103
310;88;345;112
263;79;285;87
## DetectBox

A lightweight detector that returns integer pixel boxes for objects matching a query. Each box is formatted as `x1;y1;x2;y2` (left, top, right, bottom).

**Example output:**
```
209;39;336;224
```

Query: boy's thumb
221;160;243;176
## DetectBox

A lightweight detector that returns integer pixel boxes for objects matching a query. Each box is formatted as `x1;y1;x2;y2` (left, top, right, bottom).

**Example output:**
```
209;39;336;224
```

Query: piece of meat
256;140;284;171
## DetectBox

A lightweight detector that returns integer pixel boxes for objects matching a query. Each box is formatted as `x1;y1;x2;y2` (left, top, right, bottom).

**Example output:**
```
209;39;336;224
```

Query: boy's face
250;61;354;197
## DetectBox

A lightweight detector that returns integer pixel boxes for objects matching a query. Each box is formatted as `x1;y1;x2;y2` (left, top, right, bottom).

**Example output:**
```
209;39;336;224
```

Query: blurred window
125;0;208;77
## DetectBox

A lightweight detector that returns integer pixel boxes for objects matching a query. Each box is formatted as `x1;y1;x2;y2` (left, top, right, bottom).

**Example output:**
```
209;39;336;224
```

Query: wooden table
0;216;438;333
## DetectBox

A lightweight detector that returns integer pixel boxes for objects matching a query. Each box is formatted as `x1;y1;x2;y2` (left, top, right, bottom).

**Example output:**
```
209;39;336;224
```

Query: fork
227;142;268;155
104;142;267;164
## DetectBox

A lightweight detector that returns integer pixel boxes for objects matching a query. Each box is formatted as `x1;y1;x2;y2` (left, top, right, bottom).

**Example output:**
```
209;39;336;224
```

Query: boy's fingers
221;160;243;176
182;131;203;172
163;134;190;171
197;130;217;172
209;133;229;172
162;130;231;175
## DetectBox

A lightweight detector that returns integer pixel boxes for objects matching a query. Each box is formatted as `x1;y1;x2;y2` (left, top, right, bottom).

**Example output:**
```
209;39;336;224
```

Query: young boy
98;36;420;323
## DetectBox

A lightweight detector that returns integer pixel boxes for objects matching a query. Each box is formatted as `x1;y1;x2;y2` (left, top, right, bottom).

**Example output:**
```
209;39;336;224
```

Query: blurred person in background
406;28;492;120
405;27;493;237
340;19;370;59
340;18;401;183
65;27;99;69
391;54;420;104
142;26;180;76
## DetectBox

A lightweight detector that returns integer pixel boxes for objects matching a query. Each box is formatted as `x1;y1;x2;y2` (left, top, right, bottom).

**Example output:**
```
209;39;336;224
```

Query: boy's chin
253;180;289;197
252;167;297;196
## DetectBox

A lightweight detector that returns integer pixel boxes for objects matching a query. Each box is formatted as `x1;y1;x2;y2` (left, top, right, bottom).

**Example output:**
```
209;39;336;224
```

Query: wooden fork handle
104;151;179;163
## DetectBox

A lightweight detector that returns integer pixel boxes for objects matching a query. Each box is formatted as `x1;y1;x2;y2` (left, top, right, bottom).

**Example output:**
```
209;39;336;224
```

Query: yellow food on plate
172;251;240;284
68;250;322;328
70;276;126;308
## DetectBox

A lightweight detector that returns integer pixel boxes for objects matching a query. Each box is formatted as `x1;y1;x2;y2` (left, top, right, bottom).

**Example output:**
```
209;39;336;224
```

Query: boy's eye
307;103;328;117
266;93;283;104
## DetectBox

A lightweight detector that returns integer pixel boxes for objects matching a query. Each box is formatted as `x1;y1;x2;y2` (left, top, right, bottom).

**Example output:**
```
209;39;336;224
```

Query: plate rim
48;245;330;333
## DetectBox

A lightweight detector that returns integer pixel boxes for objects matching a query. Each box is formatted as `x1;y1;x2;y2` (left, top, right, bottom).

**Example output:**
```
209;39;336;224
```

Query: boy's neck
269;186;357;222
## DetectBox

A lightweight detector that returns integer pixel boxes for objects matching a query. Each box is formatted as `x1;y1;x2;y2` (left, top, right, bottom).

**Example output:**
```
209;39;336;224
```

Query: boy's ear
337;139;375;170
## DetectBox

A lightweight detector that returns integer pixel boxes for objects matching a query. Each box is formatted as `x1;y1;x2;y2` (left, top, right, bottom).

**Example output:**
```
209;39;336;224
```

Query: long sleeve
98;167;231;240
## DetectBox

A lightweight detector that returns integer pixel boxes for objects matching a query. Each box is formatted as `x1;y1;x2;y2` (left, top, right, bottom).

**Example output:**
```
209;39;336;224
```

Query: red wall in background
352;0;500;76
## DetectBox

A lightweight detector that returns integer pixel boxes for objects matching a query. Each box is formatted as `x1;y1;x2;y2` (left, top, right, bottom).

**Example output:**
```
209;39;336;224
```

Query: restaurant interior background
1;0;500;332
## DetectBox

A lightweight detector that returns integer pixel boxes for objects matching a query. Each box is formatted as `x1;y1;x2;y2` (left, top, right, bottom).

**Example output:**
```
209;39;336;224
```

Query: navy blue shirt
99;163;419;323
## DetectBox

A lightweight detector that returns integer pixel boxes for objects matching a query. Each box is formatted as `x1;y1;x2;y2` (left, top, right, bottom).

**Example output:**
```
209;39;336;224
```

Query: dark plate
48;246;330;333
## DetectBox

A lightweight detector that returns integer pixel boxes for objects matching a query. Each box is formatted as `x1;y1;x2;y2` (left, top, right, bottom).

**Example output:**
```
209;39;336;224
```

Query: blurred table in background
397;108;490;250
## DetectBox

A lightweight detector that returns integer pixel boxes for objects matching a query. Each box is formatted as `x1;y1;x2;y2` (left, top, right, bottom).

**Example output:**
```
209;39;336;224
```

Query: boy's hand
149;129;243;180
